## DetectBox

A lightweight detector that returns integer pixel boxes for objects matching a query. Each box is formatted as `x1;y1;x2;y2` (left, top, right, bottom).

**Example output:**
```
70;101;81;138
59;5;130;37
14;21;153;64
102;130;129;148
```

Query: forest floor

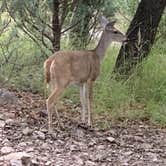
0;88;166;166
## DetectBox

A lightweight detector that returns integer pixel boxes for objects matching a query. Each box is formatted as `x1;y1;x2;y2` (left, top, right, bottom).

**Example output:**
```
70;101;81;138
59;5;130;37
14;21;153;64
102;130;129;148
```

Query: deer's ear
99;16;109;28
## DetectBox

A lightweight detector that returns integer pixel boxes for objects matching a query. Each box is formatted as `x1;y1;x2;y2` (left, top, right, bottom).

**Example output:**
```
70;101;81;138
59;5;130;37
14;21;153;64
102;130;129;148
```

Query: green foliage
113;0;139;18
68;0;116;49
146;101;166;126
0;32;45;93
94;46;130;113
93;41;166;126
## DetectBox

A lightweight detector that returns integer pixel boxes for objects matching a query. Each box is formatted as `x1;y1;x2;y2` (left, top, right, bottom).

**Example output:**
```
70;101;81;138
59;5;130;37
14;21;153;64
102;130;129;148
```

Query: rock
147;152;158;161
5;112;16;119
123;151;133;156
1;146;14;154
86;160;96;166
70;145;80;152
141;143;152;150
26;147;34;152
106;136;115;143
5;119;15;125
97;145;105;150
10;159;22;166
2;138;12;146
35;131;45;140
18;142;27;147
0;120;5;128
134;136;144;142
21;122;28;128
0;89;18;106
0;152;31;162
41;143;50;150
0;114;5;120
22;127;32;135
40;128;48;133
88;139;96;147
45;161;52;166
73;156;83;165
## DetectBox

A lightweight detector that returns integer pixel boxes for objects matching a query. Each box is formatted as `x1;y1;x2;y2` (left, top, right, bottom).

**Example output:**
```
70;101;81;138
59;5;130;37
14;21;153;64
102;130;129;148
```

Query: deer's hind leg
46;85;65;133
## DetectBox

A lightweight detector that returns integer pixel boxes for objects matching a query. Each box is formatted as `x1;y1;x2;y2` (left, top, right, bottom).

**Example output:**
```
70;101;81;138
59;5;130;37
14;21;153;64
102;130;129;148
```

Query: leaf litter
0;88;166;166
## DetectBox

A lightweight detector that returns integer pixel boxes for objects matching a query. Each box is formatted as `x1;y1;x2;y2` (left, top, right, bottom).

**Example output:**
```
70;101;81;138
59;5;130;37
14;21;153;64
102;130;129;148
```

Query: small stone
134;136;144;142
21;122;28;128
0;114;5;120
1;146;14;154
41;143;49;150
106;136;115;143
123;151;133;156
0;120;5;128
0;89;18;105
70;145;79;152
35;131;45;140
0;152;31;161
5;112;15;119
18;142;27;147
73;156;83;165
10;159;22;166
5;119;15;125
2;138;12;146
22;127;32;135
26;147;34;152
86;160;96;166
88;140;96;147
142;143;152;150
97;145;105;150
147;152;158;161
40;128;48;133
45;161;52;165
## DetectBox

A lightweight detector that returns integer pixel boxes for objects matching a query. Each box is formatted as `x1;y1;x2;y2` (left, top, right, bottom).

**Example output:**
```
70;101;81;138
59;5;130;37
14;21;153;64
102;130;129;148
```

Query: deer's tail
44;60;52;88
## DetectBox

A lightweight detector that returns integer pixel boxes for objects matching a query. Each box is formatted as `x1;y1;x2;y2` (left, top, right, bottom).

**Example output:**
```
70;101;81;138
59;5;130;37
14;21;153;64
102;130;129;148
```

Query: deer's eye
114;31;118;34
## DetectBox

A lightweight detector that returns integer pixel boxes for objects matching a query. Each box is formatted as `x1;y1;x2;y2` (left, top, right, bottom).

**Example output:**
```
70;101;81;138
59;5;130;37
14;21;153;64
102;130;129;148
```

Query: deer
44;16;127;133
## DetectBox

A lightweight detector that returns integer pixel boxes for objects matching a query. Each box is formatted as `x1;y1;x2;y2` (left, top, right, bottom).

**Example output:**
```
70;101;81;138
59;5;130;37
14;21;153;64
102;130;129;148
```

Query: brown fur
44;50;100;87
44;55;57;84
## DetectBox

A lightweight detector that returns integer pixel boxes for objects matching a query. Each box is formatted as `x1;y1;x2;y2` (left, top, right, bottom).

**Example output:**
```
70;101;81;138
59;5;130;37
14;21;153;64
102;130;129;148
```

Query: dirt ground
0;89;166;166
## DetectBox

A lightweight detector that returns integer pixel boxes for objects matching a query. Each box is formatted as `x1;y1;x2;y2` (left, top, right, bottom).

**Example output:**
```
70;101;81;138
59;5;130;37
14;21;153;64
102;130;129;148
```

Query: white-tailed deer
44;16;126;133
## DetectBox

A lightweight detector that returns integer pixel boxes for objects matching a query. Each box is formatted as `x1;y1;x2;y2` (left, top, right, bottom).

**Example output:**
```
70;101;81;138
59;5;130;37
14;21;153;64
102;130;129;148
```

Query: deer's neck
94;31;112;61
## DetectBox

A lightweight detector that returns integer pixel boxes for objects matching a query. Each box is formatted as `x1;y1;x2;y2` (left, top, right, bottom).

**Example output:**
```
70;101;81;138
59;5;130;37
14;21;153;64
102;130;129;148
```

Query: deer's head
100;16;127;43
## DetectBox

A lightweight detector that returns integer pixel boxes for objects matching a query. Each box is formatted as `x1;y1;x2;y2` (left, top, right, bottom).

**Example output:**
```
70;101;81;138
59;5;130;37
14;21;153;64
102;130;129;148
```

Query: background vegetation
0;0;165;126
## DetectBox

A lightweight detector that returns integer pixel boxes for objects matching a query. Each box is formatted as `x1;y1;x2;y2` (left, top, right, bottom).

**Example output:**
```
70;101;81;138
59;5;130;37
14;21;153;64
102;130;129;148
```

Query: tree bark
52;0;61;52
114;0;166;76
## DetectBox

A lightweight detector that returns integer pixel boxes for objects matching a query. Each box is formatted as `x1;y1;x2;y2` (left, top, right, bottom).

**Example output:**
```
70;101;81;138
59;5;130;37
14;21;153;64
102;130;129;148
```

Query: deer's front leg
79;83;87;124
87;80;93;126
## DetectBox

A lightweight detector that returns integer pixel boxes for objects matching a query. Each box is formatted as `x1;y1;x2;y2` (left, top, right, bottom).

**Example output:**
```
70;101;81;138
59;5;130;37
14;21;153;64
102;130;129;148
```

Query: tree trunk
52;0;61;52
114;0;166;76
